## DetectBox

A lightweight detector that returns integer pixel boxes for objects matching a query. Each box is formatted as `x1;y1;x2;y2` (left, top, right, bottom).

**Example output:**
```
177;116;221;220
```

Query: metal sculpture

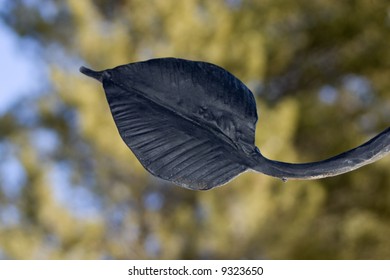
80;58;389;190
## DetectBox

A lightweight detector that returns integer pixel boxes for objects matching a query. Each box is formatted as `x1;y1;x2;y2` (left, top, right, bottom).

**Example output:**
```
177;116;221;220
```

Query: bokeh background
0;0;390;259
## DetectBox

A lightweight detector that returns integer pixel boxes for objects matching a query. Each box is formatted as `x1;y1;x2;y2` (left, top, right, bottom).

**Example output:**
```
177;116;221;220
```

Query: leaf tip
79;66;104;82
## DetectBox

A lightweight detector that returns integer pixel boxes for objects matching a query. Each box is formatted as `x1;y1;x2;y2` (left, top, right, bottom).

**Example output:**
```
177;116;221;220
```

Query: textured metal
80;58;390;190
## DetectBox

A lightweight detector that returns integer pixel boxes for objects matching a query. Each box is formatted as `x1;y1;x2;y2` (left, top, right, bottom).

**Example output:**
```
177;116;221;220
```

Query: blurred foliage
1;0;390;259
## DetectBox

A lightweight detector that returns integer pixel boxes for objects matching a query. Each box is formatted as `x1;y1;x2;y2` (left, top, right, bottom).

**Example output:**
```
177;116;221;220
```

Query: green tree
0;0;389;259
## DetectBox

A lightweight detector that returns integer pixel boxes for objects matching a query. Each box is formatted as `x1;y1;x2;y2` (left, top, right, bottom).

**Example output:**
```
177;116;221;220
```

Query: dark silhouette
80;58;390;190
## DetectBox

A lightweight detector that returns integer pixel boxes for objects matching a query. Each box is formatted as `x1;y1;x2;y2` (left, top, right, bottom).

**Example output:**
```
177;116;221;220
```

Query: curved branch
254;127;390;180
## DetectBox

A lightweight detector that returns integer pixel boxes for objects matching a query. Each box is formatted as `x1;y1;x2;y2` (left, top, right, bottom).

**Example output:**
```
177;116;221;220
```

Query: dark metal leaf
81;58;255;189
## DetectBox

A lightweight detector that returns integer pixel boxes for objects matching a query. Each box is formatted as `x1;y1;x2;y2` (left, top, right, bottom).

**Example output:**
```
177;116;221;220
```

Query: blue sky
0;20;44;114
0;18;102;220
